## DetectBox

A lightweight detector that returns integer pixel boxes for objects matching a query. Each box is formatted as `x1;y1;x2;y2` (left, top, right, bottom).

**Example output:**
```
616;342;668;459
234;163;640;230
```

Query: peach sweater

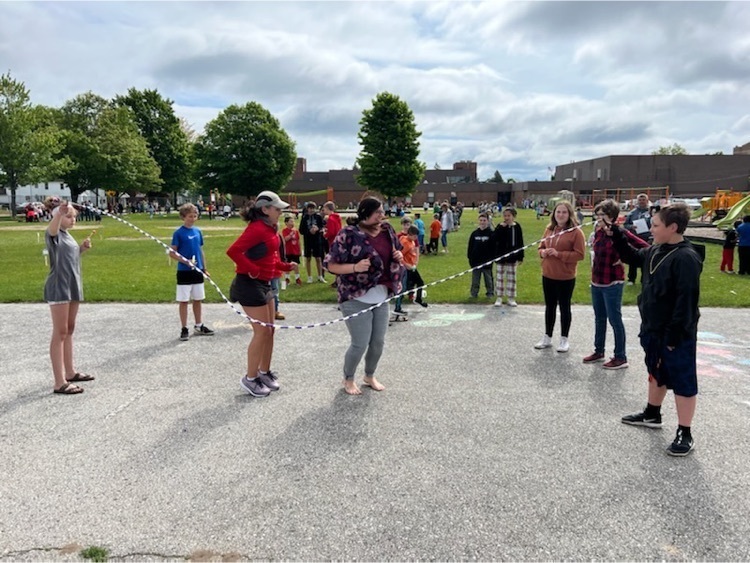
538;226;586;280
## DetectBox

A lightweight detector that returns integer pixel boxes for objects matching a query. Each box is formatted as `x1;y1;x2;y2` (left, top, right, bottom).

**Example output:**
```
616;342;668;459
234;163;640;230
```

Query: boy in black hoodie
467;213;495;298
605;203;703;457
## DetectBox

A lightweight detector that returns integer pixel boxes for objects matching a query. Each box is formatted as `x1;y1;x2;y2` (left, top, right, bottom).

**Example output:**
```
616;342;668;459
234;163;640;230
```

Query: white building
0;180;70;208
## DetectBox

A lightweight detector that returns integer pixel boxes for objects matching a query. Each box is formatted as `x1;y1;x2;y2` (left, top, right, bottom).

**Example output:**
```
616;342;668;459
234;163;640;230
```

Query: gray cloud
2;0;749;183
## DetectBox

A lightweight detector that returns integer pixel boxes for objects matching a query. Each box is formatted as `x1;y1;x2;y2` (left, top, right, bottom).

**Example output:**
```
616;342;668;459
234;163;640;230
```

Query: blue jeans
591;283;626;360
270;278;280;311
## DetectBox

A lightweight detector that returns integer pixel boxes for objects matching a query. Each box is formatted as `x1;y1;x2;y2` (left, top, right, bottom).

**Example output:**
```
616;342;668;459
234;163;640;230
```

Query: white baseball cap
254;191;289;209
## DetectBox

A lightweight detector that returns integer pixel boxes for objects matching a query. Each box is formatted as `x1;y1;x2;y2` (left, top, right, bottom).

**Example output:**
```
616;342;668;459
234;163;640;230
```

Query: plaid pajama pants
496;262;518;298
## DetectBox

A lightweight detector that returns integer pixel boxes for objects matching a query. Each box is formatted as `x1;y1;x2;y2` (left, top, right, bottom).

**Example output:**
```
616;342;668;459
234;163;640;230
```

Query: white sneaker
557;337;570;353
507;299;517;307
318;276;326;283
534;335;553;349
493;298;503;307
307;276;313;284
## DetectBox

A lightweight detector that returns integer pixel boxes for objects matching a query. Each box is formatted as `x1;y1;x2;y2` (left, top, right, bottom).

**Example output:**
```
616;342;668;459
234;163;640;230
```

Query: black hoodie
611;228;704;346
467;226;496;268
492;222;525;264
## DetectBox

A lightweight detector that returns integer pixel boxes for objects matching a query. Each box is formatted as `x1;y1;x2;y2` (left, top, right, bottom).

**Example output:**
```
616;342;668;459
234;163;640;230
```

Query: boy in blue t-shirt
413;213;426;254
170;203;214;341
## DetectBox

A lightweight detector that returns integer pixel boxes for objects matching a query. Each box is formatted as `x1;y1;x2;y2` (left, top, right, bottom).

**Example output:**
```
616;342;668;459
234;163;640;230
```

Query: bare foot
362;376;385;391
343;379;362;395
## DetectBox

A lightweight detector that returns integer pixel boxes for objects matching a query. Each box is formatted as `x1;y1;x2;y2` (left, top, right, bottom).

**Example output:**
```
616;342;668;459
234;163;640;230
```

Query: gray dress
44;229;83;303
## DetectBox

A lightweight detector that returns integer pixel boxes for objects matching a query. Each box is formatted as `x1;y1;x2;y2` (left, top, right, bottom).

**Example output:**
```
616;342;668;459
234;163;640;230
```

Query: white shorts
176;283;206;302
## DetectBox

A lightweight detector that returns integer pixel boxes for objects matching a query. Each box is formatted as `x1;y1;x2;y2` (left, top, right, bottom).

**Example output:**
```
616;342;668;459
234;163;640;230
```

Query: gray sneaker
240;376;271;397
258;370;280;391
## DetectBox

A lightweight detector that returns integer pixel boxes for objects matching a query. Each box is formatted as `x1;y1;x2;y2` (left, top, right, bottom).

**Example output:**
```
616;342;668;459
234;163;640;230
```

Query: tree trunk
9;174;18;219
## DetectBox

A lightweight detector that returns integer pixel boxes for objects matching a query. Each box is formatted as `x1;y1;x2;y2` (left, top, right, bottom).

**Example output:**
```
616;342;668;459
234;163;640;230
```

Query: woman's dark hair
357;197;382;222
240;204;267;223
503;206;518;217
743;215;750;223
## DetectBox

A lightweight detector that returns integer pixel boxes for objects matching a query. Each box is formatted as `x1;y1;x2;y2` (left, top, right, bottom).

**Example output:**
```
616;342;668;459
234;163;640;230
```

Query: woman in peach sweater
534;201;586;353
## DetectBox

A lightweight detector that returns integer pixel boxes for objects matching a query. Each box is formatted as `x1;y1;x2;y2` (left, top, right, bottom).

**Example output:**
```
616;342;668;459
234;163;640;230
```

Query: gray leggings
339;299;390;380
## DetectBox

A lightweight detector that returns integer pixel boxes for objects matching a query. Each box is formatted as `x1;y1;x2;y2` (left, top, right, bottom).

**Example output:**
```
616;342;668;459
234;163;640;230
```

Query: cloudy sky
3;1;750;181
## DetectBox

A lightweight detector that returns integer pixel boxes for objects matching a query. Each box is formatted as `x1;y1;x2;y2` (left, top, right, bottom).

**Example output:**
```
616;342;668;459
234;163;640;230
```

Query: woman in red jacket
227;191;296;398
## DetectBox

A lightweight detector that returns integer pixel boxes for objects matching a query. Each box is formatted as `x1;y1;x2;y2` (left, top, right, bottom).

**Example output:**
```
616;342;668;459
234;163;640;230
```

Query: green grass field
0;209;747;306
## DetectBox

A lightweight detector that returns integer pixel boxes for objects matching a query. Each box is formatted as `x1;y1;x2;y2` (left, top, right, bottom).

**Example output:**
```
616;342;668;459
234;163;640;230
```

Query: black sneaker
180;327;189;341
621;410;662;428
194;324;215;336
667;429;694;457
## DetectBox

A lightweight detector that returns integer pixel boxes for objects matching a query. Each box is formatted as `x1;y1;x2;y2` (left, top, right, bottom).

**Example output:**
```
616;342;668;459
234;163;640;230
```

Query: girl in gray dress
45;201;93;394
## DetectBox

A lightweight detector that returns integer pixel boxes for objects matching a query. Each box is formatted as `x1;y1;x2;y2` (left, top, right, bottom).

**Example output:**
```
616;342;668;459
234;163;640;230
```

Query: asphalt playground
1;302;750;561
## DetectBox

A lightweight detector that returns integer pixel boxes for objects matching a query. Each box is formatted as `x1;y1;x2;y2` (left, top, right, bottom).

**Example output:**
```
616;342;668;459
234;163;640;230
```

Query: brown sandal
66;372;95;382
54;383;84;395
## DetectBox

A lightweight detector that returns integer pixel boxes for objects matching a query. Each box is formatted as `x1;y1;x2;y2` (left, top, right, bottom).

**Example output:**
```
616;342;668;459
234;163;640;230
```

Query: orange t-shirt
399;235;418;268
430;219;441;238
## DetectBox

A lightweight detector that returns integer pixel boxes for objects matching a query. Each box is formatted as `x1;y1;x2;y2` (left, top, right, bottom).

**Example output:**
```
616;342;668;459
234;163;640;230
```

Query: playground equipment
692;189;748;223
578;187;670;210
714;194;750;230
547;189;576;210
283;187;334;211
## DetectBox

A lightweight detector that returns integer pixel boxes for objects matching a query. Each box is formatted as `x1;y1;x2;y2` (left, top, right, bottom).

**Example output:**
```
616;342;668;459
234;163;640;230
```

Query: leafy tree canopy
0;72;68;216
115;88;193;196
356;92;426;200
57;91;162;202
652;143;688;155
193;102;296;199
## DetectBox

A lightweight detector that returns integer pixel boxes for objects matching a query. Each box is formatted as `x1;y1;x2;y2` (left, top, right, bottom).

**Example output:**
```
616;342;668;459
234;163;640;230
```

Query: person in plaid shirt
583;199;649;369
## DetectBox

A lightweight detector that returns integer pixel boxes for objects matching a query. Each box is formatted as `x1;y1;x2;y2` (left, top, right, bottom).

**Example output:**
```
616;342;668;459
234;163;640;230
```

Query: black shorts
177;269;204;285
640;333;698;397
229;275;273;307
303;236;324;258
287;254;301;264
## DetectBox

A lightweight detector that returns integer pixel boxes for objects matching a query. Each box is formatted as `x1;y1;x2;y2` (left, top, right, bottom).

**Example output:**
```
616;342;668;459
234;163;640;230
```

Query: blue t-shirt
737;222;750;247
414;218;425;236
171;225;204;270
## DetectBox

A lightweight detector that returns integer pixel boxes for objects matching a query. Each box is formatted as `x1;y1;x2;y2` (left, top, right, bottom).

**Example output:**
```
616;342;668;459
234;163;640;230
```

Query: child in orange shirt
428;214;442;254
396;226;428;310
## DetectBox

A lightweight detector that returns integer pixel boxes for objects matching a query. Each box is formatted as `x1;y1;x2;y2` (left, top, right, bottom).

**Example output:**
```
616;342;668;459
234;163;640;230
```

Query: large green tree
0;73;68;217
193;102;296;198
115;88;193;200
57;92;162;203
356;92;425;200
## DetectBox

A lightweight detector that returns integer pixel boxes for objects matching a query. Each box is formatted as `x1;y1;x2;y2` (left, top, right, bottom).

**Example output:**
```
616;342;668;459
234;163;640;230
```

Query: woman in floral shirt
324;197;405;395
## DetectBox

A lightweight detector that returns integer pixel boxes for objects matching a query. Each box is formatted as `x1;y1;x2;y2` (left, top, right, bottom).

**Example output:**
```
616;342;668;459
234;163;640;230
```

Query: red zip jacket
227;219;294;281
324;213;342;247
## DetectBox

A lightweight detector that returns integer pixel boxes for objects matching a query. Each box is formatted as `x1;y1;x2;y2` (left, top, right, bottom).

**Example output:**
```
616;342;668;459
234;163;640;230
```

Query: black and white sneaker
194;324;215;336
667;429;694;457
621;411;662;428
180;327;189;341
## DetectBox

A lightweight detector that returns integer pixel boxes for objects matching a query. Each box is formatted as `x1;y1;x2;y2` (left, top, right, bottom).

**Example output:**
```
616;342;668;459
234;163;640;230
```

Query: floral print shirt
324;222;405;303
